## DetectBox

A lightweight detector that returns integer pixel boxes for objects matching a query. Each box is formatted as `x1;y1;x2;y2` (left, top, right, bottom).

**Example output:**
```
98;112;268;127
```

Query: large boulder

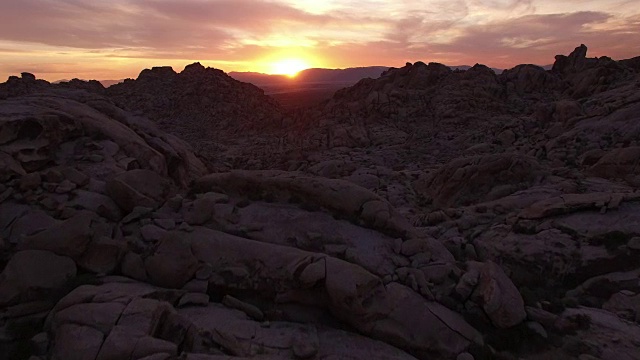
193;170;413;238
69;190;122;221
49;279;420;360
502;64;561;95
106;169;172;212
18;212;94;259
105;63;284;160
590;146;640;180
467;261;526;329
144;232;199;289
51;324;105;360
0;84;207;185
186;227;482;358
7;210;60;244
0;250;76;306
46;282;181;360
415;153;543;207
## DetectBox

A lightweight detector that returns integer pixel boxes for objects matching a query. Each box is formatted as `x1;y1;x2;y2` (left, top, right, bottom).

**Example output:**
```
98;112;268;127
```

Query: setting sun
269;58;310;77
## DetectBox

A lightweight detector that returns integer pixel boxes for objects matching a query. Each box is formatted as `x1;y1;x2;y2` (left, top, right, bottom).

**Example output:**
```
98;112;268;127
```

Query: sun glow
268;58;310;77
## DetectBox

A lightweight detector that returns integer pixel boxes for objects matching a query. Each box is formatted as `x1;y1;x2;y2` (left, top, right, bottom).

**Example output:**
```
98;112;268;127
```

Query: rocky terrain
1;44;639;360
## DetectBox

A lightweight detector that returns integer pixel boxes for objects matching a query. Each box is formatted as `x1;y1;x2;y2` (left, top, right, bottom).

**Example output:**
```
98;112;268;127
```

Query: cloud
0;0;639;80
423;11;640;66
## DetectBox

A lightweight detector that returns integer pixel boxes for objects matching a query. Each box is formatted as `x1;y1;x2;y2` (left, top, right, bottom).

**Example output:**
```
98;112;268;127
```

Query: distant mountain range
229;66;390;86
55;64;553;89
229;64;517;86
54;79;124;87
99;79;125;87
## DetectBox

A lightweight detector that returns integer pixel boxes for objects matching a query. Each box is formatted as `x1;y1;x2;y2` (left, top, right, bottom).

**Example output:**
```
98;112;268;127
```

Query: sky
0;0;639;81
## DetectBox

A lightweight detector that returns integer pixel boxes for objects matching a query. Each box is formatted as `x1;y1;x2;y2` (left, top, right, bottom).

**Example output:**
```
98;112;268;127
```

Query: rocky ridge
105;63;284;165
0;44;639;360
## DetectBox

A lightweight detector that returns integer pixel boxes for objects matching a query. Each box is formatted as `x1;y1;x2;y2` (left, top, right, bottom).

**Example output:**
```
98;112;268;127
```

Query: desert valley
1;44;640;360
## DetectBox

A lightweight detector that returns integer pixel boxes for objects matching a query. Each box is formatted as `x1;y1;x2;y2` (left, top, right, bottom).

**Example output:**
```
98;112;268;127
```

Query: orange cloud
0;0;638;81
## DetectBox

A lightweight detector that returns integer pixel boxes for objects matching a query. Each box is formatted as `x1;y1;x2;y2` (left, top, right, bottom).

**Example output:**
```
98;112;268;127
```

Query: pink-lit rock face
1;45;640;360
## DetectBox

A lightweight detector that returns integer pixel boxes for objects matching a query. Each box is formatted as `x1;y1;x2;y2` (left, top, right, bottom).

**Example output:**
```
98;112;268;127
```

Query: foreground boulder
45;278;422;360
144;232;198;289
0;83;207;185
0;250;76;306
106;169;172;212
414;153;543;208
193;170;413;238
185;227;483;358
17;212;94;260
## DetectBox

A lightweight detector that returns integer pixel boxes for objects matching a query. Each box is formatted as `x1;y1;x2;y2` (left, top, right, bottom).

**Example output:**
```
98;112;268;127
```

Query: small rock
292;327;319;359
42;183;57;192
177;293;209;307
88;154;104;163
401;238;429;257
165;195;184;212
178;222;194;232
306;232;322;241
578;355;600;360
140;225;166;243
55;180;76;194
608;193;623;209
628;237;640;251
410;252;431;268
455;269;479;300
222;295;264;321
145;233;198;288
121;252;148;281
60;167;89;186
30;332;49;356
525;306;559;328
526;321;548;339
79;237;124;275
40;197;58;210
118;157;139;171
393;238;403;254
456;352;474;360
182;279;208;293
106;169;170;212
122;206;153;224
0;188;13;203
195;263;213;280
497;129;516;146
153;218;176;230
464;244;478;260
44;169;63;183
185;193;224;225
20;172;42;191
470;261;526;328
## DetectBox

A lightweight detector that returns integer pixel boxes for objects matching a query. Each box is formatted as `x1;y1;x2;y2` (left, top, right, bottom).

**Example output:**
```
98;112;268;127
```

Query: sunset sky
1;0;639;81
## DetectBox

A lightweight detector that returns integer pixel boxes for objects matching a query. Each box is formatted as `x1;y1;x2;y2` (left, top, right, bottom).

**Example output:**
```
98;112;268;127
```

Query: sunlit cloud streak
0;0;638;80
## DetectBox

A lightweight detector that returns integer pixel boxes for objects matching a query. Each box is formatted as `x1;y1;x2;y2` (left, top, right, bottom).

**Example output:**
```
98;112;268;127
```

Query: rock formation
105;63;284;165
1;45;640;360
